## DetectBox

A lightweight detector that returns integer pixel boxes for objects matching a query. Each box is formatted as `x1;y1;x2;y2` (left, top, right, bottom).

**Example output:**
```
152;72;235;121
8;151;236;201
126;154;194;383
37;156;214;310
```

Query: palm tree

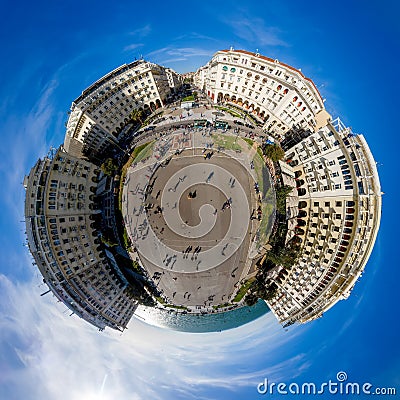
130;108;144;125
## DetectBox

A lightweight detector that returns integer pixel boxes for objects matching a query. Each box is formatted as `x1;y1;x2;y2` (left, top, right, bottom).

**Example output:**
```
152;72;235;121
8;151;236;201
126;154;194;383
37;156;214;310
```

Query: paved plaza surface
122;128;275;309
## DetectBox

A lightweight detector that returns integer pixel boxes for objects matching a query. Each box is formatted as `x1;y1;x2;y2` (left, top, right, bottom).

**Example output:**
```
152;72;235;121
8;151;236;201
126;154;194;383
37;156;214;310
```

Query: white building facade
194;49;330;137
24;147;137;330
268;119;381;324
64;60;180;160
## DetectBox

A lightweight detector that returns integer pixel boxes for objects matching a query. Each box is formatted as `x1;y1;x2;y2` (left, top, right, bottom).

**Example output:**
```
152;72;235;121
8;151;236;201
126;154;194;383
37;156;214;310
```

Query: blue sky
0;0;399;398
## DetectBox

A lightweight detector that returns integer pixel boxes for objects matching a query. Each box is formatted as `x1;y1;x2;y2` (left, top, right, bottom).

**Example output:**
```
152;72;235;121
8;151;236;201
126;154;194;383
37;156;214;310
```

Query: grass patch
131;142;151;162
233;278;256;302
213;303;232;310
133;141;155;163
182;95;195;102
164;304;188;310
211;133;242;152
258;200;275;246
215;106;242;118
243;137;254;149
252;150;276;248
155;296;166;305
155;297;190;310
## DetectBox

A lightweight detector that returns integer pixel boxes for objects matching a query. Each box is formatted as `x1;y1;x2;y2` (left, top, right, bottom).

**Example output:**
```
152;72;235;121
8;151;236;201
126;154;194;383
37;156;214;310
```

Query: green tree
101;158;118;176
262;143;285;162
130;108;144;125
276;185;294;214
265;245;299;268
262;286;278;301
245;293;258;306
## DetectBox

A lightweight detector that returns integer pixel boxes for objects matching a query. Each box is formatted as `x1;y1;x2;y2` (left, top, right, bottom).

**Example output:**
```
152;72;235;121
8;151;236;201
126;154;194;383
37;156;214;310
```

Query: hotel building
194;49;331;137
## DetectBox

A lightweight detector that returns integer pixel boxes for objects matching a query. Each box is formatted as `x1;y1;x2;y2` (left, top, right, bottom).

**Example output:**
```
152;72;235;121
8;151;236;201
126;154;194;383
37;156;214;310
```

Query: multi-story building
267;118;381;324
64;60;176;161
165;67;182;93
194;49;331;137
24;147;137;330
193;64;208;91
194;50;382;325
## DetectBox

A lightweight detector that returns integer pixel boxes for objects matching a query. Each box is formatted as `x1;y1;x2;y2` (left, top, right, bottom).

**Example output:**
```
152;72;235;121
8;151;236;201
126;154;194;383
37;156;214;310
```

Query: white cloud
0;74;63;279
123;43;144;52
147;46;214;60
0;273;308;400
128;24;151;38
173;33;221;43
1;78;59;220
145;47;216;71
222;17;288;48
157;57;187;65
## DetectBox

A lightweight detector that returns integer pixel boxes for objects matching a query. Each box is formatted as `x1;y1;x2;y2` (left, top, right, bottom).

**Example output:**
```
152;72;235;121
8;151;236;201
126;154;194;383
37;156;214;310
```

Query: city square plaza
122;121;275;309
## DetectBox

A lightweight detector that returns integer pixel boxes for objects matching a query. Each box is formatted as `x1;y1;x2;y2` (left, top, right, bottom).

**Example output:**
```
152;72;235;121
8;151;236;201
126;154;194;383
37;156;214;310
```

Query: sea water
134;300;269;333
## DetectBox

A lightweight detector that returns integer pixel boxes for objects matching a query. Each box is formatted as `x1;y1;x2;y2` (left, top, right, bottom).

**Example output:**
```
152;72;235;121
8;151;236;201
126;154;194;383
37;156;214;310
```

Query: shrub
263;143;285;162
